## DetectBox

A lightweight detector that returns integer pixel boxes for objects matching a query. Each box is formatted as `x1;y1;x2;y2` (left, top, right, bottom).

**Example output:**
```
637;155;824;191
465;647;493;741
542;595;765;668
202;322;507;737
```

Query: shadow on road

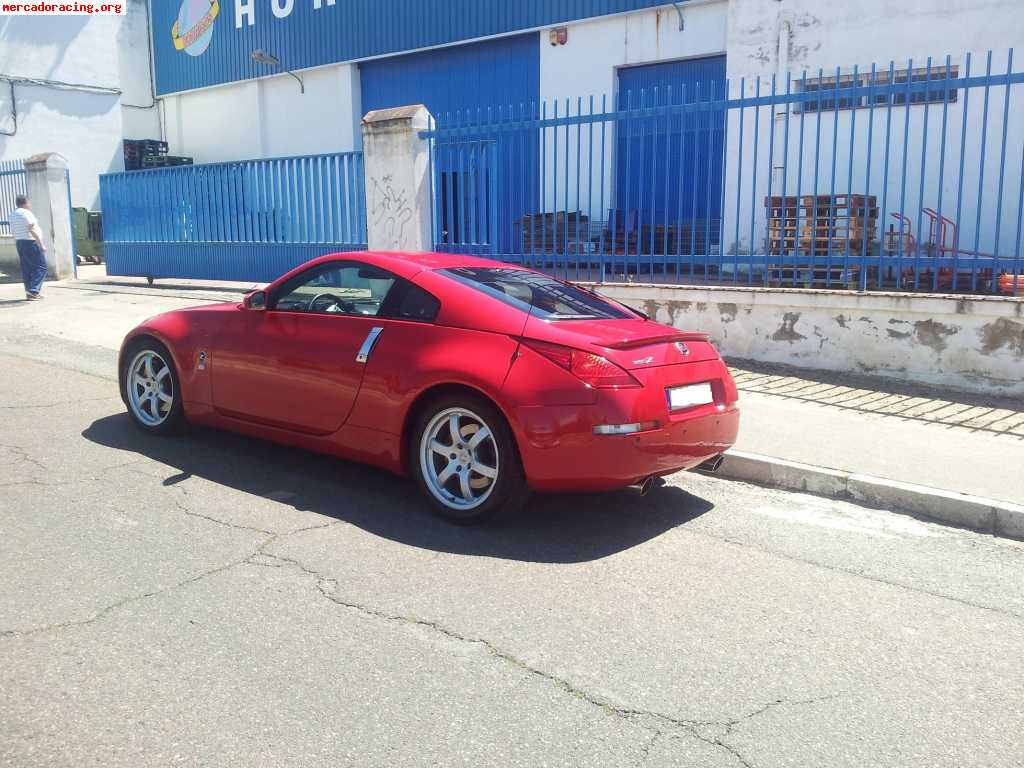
83;413;714;564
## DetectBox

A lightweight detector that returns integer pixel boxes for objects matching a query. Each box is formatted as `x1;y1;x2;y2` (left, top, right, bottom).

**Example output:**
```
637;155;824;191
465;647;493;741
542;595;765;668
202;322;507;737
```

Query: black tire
410;392;530;525
120;338;185;435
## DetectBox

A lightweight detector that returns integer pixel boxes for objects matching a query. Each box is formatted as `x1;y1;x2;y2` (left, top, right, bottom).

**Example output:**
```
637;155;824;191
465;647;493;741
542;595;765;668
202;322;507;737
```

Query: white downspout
772;11;793;193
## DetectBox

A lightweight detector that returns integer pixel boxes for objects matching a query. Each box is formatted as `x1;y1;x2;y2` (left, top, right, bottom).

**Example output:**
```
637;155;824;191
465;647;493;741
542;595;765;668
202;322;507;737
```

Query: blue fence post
992;48;1014;284
971;51;994;292
748;76;761;284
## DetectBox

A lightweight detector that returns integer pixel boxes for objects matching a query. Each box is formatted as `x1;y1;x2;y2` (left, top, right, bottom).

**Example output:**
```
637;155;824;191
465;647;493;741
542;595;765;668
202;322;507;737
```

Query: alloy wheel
126;349;174;427
419;407;500;511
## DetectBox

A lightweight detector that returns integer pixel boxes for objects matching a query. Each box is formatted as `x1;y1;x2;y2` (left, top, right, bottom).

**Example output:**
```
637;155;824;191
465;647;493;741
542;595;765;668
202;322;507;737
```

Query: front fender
118;309;220;408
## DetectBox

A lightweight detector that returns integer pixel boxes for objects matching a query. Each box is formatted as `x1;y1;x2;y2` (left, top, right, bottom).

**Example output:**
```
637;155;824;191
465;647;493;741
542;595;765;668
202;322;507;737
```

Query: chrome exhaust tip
629;476;657;497
697;455;725;473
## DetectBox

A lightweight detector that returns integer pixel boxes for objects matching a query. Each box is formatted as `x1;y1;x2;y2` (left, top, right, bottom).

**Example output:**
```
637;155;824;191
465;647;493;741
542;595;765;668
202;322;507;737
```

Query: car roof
305;250;524;280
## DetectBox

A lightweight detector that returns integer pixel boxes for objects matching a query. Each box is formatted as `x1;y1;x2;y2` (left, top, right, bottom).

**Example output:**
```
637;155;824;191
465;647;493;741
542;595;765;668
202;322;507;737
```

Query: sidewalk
3;268;1022;508
730;366;1024;506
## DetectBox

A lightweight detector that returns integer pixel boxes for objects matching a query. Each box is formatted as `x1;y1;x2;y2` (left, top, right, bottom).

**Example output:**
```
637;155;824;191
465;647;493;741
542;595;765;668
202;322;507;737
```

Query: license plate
667;382;714;410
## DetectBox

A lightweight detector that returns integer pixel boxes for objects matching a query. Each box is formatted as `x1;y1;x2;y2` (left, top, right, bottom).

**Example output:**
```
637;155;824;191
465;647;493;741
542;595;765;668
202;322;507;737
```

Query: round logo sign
172;0;219;57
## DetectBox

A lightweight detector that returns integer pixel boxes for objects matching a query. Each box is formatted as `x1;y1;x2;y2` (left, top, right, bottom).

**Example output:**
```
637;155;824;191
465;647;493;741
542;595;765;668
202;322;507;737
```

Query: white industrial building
1;0;1021;234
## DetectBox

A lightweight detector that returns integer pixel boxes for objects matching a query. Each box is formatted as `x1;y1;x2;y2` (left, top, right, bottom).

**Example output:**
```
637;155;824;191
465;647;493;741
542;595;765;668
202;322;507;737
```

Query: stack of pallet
123;139;168;171
765;194;877;286
600;210;638;255
766;194;877;256
123;139;193;172
142;155;194;170
519;212;590;254
765;196;802;256
799;194;877;256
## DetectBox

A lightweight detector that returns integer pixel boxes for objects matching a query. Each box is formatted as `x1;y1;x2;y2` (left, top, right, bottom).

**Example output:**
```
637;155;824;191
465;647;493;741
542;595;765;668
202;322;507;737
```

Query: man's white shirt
9;207;39;242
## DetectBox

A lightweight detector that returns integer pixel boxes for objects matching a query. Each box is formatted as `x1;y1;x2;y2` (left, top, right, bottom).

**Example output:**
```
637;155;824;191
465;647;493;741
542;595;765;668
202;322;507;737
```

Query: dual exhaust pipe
629;454;724;496
630;475;657;497
698;454;725;473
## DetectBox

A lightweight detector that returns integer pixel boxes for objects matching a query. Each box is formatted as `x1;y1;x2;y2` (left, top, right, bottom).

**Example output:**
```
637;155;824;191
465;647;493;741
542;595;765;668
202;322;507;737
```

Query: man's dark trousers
15;239;47;295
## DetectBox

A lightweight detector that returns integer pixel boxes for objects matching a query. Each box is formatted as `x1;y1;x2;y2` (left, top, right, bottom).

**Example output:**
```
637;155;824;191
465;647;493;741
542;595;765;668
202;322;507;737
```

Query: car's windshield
440;267;631;320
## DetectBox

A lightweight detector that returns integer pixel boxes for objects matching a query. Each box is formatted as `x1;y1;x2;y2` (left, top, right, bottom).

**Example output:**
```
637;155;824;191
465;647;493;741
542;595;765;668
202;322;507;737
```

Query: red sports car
119;252;739;523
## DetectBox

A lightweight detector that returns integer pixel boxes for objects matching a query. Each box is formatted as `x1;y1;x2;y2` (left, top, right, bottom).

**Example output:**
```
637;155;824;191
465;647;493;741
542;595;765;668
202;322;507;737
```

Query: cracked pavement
2;287;1024;766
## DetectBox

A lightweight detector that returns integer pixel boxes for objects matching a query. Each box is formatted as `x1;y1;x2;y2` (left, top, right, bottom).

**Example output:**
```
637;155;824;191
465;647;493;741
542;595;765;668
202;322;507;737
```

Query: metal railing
422;49;1024;295
100;152;367;283
0;159;27;237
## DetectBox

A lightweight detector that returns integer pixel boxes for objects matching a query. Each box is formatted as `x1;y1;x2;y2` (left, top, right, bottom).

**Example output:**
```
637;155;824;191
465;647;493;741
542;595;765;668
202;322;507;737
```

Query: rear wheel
412;394;529;524
122;340;183;434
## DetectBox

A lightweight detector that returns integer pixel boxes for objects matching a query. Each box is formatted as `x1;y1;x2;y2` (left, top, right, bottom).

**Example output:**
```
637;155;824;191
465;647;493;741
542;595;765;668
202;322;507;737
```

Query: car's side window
379;281;441;323
273;263;397;316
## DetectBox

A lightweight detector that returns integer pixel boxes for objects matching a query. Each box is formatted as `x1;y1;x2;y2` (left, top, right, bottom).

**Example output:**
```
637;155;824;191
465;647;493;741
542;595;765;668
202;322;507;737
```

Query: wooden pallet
800;240;869;256
771;221;876;235
519;211;590;255
799;227;875;239
765;194;877;256
801;194;877;208
767;264;861;287
769;240;869;254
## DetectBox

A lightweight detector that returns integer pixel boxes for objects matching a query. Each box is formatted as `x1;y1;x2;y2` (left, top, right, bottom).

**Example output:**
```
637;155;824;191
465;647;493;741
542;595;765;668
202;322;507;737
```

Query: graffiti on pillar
369;174;414;249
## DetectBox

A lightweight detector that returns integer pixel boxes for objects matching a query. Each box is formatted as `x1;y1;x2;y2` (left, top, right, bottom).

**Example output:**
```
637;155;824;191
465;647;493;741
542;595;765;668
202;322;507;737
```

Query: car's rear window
440;267;630;320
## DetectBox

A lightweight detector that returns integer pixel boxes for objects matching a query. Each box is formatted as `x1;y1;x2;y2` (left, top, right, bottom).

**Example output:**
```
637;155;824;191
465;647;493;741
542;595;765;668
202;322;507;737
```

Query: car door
210;261;397;435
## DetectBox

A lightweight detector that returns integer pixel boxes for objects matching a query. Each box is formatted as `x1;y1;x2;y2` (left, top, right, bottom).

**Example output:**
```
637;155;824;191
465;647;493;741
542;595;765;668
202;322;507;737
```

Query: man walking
10;194;48;300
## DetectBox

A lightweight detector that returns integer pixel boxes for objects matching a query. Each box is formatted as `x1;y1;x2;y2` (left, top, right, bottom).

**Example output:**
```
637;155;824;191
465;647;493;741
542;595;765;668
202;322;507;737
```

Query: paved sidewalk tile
730;364;1024;505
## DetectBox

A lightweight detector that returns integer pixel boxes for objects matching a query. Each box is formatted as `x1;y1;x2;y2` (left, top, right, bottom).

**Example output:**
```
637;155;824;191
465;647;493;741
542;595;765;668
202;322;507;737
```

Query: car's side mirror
244;290;267;311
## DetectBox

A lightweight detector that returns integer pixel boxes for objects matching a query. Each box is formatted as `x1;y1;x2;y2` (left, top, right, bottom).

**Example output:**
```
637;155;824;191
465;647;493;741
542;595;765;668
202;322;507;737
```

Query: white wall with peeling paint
596;282;1024;396
535;2;729;217
0;0;161;208
721;0;1024;262
726;0;1024;81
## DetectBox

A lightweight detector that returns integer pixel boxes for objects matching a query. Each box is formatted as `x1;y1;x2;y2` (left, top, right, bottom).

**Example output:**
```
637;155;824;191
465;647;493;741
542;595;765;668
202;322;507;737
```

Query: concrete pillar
24;153;75;280
361;105;433;252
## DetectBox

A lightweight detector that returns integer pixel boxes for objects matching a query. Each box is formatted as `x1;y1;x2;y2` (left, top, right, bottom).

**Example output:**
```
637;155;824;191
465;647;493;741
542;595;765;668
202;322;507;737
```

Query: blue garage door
616;55;727;255
360;34;540;256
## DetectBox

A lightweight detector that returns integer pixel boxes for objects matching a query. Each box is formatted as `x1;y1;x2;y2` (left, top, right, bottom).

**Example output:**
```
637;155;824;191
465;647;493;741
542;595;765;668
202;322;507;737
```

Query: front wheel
121;339;184;434
411;394;529;524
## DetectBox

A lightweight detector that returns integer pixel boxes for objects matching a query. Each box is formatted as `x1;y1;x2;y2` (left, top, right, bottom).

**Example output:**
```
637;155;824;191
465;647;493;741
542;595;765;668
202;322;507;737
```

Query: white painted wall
722;0;1024;260
721;65;1024;262
599;281;1024;397
541;1;729;107
537;1;728;216
0;0;160;208
726;0;1024;81
163;63;362;163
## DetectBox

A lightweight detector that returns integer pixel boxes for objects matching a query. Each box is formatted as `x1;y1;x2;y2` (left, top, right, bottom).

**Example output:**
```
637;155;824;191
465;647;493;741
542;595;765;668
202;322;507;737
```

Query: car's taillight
521;339;641;389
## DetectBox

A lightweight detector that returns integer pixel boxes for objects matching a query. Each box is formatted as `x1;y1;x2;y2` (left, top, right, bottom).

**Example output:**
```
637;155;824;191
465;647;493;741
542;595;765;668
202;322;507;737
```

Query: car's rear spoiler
601;332;711;350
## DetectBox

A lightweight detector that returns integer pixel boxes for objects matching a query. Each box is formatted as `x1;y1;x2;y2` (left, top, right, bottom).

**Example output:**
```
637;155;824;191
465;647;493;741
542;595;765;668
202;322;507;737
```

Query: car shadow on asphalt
83;414;714;564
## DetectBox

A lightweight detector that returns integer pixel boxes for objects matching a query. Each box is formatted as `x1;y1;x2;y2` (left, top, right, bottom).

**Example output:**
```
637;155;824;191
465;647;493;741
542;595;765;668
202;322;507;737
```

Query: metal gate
100;152;366;283
360;33;539;256
430;138;499;254
616;55;728;255
0;159;28;236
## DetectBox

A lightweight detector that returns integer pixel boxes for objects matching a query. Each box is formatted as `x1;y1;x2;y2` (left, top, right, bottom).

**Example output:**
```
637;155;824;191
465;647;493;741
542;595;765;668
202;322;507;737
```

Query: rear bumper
512;402;739;492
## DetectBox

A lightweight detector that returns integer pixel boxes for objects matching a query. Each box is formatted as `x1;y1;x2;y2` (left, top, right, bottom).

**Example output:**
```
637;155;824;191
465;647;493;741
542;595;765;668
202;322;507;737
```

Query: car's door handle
355;327;384;364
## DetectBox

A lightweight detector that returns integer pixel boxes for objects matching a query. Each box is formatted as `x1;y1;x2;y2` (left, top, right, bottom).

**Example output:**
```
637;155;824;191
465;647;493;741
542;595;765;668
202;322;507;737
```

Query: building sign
171;0;219;57
151;0;669;96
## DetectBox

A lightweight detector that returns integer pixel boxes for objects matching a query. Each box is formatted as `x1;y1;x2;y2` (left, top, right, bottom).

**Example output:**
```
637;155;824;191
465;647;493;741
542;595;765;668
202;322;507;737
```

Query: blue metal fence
100;152;366;283
422;49;1024;295
0;159;27;237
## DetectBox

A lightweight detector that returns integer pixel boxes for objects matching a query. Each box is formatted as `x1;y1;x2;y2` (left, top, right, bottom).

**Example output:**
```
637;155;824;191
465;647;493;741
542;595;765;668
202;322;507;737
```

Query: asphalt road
2;320;1024;767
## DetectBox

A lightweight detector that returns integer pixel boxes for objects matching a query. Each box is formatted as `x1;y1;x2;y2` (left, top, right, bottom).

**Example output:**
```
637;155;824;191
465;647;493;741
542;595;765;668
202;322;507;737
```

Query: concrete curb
50;282;249;303
713;450;1024;541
